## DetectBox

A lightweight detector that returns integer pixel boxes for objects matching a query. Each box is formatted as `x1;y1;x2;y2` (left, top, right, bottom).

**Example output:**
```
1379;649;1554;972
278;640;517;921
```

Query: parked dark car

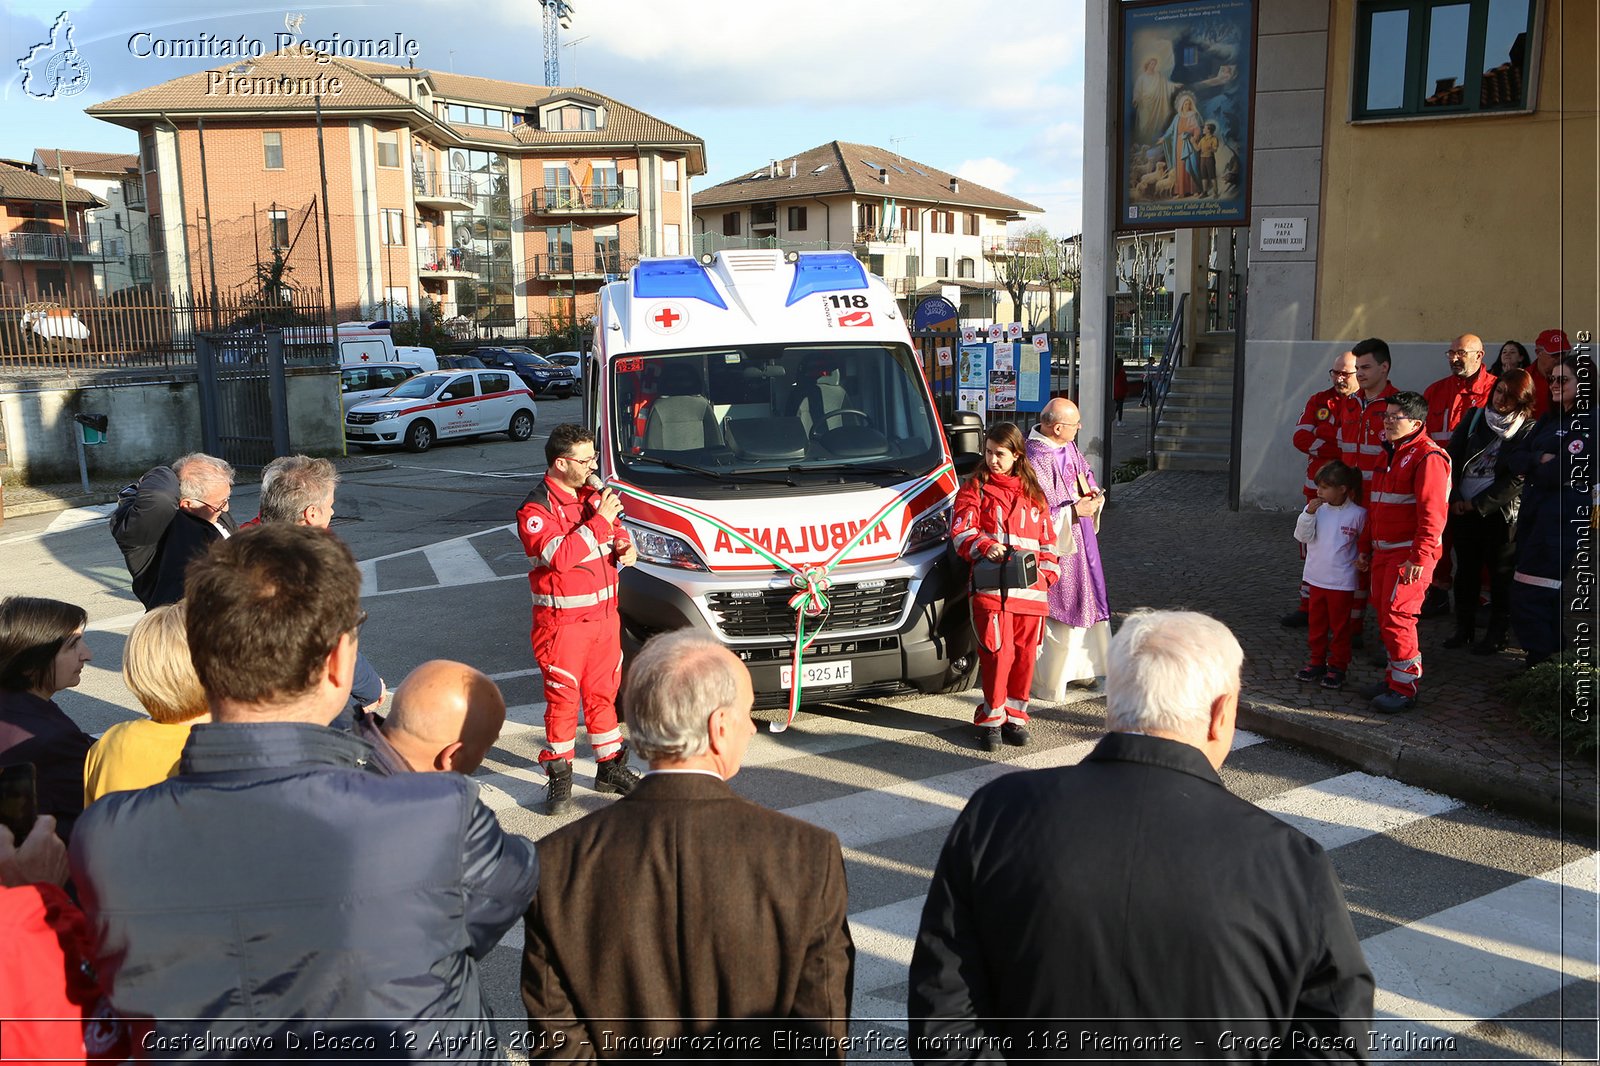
438;354;487;370
470;347;577;398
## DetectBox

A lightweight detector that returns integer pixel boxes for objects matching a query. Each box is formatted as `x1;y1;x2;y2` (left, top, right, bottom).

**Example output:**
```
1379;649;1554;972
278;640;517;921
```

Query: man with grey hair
521;629;854;1051
110;452;237;608
910;610;1373;1060
252;453;384;721
256;454;339;527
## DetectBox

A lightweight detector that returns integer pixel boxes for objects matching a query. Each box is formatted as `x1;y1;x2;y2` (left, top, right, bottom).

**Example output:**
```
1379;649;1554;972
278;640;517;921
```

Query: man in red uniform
1420;334;1496;616
1337;338;1401;635
516;423;641;814
1357;393;1450;713
1528;327;1571;417
1282;350;1359;627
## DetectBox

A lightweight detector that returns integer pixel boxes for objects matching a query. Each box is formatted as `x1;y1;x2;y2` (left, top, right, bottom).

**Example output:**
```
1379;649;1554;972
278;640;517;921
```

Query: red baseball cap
1535;329;1571;358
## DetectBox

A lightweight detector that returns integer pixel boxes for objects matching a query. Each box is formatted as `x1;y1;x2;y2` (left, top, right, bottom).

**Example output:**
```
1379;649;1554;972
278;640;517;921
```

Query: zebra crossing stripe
1256;772;1462;851
422;539;501;587
355;523;515;597
774;732;1264;853
1363;854;1598;1050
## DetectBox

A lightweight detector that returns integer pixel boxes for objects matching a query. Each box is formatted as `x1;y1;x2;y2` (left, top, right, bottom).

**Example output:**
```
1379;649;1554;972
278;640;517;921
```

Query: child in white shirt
1293;461;1367;689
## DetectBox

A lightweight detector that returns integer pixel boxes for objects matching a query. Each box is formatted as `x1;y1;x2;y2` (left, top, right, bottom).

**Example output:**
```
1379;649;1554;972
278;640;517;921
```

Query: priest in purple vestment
1025;398;1112;696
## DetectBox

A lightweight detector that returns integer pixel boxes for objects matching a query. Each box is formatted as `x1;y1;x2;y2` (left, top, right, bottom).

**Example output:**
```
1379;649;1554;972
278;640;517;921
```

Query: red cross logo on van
647;303;688;335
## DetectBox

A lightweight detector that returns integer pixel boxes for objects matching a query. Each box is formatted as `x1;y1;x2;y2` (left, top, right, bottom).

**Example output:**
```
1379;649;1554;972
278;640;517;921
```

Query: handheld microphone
587;474;632;551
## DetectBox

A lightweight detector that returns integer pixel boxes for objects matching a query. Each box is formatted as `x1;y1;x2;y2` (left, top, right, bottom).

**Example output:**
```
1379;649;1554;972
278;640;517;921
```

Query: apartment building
86;49;706;330
692;141;1040;324
0;159;103;297
31;149;152;294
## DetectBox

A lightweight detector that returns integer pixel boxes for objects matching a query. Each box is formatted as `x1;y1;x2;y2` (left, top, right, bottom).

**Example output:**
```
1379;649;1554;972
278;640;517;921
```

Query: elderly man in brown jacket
520;631;854;1058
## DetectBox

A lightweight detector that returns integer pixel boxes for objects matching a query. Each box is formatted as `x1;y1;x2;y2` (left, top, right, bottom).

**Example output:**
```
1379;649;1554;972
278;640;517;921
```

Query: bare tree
987;225;1077;330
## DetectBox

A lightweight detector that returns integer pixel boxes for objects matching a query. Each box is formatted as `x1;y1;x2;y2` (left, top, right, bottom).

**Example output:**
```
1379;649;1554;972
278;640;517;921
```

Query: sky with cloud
1;0;1086;234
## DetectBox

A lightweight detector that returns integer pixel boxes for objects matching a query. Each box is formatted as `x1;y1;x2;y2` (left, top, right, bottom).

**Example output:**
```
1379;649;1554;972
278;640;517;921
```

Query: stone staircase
1152;331;1235;472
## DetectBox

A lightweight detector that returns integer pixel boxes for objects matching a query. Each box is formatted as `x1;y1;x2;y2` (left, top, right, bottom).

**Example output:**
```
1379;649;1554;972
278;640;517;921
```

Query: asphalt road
0;394;1594;1061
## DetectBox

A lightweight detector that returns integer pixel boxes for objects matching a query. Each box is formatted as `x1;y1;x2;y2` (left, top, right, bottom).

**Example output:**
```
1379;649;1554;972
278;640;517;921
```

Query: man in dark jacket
109;453;237;609
69;524;538;1055
521;631;854;1055
909;610;1373;1061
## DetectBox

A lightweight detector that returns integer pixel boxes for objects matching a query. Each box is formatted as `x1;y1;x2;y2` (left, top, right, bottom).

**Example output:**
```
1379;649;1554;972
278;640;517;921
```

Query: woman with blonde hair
83;603;209;804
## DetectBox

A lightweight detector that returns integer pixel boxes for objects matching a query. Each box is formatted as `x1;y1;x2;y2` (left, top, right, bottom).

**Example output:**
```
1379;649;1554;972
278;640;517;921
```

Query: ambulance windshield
612;343;942;486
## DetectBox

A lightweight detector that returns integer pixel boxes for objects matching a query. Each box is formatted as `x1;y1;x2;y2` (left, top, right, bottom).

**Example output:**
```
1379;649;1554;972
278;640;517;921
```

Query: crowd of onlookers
0;326;1586;1057
1287;328;1592;712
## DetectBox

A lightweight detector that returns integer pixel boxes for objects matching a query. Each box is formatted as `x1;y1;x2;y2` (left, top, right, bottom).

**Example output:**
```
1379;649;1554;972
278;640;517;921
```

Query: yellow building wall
1317;0;1597;343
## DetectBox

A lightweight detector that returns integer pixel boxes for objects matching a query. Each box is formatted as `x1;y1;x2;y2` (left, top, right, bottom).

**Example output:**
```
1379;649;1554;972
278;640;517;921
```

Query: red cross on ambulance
646;301;689;336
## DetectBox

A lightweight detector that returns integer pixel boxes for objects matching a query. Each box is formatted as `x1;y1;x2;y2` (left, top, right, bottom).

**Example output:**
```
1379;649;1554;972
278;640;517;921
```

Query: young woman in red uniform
950;422;1059;751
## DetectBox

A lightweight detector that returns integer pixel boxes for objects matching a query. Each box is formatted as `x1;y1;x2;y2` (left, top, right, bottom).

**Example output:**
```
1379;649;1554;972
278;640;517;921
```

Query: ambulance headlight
633;528;708;571
903;507;950;555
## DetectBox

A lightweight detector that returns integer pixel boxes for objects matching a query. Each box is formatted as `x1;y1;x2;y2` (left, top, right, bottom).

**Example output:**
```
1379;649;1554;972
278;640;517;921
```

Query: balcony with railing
129;253;152;283
0;231;91;262
526;184;638;217
853;226;905;248
526;251;637;280
416;246;478;281
412;171;478;211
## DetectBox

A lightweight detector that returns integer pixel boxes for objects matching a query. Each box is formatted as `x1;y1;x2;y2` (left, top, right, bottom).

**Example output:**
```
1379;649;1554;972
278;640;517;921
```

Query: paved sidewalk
0;455;394;521
1099;466;1596;833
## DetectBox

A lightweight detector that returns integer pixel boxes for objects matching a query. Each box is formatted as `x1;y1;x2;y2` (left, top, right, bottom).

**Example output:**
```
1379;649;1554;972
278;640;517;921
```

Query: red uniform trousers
972;606;1044;727
1371;550;1432;697
531;615;624;764
1305;585;1356;671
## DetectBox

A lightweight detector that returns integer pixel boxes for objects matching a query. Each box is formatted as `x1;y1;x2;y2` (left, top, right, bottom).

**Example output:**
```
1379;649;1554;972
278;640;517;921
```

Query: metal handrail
1145;291;1187;467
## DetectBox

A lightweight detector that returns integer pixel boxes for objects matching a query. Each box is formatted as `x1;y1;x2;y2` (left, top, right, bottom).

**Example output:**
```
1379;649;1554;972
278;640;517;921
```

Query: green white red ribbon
613;463;954;731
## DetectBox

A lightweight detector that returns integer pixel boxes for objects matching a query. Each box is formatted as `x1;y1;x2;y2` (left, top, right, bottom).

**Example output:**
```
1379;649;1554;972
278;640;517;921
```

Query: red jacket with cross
950;473;1060;615
516;476;622;626
1338;383;1400;485
1423;368;1496;447
1292;386;1347;499
1359;429;1452;571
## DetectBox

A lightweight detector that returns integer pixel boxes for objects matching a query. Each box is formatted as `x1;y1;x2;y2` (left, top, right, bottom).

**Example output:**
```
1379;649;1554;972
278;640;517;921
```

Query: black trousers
1448;507;1515;638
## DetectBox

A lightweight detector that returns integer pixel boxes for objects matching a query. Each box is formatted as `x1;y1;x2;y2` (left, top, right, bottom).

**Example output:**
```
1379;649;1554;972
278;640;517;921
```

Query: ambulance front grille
707;579;910;638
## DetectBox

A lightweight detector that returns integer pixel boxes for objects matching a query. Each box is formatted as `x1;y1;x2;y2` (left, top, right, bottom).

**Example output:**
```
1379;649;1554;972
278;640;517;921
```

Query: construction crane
541;0;574;87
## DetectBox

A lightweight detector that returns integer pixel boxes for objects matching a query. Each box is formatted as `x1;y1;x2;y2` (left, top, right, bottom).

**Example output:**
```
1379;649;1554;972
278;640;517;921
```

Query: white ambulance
587;250;978;709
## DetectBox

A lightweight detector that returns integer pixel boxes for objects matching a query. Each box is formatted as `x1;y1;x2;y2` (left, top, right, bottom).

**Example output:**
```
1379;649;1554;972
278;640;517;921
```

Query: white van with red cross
587;250;978;722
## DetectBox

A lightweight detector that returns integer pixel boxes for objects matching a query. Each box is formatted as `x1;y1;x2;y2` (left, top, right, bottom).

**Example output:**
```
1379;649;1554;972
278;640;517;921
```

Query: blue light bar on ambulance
785;253;869;306
631;258;728;310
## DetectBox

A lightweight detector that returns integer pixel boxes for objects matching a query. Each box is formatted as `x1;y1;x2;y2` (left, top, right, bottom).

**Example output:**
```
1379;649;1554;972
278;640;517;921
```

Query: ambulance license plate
781;661;852;689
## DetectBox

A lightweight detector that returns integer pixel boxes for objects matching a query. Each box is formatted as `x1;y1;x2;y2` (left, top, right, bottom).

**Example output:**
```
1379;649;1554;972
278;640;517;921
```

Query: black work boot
594;746;642;796
1420;587;1451;618
543;759;573;816
977;726;1002;752
1001;722;1030;747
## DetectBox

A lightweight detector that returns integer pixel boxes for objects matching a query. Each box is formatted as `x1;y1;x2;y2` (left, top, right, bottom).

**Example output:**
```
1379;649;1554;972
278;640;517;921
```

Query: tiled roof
88;52;705;170
32;149;139;175
0;161;104;205
692;141;1040;216
86;52;425;117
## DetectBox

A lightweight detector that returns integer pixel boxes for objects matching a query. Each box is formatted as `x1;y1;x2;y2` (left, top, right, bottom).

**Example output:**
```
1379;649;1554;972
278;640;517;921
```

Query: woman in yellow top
83;603;209;805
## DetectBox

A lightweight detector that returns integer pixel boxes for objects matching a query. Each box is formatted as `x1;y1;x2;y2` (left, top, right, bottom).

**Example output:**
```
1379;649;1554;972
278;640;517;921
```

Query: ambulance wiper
790;463;913;477
629;454;796;487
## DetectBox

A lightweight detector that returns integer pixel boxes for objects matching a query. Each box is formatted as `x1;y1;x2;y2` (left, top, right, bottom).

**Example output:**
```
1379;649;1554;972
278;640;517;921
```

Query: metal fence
0;288;330;374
